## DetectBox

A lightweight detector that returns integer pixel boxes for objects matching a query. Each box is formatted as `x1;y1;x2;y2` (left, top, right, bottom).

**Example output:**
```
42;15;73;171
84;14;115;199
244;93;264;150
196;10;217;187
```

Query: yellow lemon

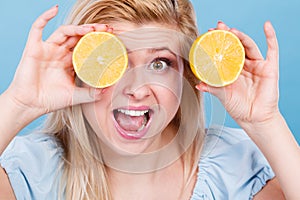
189;30;245;87
72;32;128;88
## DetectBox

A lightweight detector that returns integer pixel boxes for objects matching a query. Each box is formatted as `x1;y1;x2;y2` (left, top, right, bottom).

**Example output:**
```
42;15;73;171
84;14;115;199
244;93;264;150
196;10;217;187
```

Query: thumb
71;87;103;105
196;82;227;103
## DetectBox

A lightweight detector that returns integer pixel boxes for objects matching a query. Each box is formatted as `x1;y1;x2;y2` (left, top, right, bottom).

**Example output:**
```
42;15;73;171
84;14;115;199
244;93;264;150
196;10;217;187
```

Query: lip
117;106;151;111
112;106;153;140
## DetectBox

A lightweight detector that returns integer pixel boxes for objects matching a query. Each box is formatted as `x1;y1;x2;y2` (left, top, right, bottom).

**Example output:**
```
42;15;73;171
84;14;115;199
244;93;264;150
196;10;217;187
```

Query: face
81;23;184;155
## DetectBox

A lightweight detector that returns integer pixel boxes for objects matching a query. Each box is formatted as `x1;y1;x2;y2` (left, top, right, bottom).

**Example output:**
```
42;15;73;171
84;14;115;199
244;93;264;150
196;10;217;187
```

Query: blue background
0;0;299;143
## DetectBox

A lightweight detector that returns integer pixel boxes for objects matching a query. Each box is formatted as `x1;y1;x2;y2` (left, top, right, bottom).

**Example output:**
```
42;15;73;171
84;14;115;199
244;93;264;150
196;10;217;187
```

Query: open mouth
113;108;152;139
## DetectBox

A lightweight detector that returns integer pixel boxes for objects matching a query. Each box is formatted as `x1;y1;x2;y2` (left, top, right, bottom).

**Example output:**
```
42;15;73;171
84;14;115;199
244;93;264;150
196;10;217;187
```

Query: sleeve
191;125;275;200
0;133;63;200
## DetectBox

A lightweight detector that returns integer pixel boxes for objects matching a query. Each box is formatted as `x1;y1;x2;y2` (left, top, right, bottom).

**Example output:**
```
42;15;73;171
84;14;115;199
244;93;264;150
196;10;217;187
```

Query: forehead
111;22;186;56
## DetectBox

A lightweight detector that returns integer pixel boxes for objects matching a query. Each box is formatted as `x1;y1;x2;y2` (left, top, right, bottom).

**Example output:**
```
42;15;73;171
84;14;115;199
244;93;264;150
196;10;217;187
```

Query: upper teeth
117;109;149;117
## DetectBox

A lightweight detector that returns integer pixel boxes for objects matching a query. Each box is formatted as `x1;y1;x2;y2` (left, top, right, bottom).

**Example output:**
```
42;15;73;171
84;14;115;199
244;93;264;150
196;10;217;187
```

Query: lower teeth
137;124;145;132
136;116;148;132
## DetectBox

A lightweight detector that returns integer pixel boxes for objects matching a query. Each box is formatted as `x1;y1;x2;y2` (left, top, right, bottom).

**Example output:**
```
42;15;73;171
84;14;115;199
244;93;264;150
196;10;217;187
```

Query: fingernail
218;20;223;24
52;4;58;9
101;24;108;28
101;88;108;94
107;27;114;33
96;24;109;29
195;84;208;92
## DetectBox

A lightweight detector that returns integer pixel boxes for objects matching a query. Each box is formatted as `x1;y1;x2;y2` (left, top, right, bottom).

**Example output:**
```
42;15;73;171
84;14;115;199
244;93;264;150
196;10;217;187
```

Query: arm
197;21;300;199
0;92;40;155
0;6;106;155
0;167;15;200
246;112;300;199
253;177;285;200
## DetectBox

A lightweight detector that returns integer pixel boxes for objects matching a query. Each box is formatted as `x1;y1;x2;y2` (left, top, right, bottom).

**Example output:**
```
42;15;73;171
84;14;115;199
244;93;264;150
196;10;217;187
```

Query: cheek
81;88;114;133
81;102;102;131
166;94;180;120
81;103;96;138
155;86;180;120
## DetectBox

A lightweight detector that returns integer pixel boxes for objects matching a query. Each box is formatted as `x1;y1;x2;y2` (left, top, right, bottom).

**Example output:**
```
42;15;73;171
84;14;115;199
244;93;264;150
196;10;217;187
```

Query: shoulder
0;132;63;169
191;125;275;200
0;133;63;199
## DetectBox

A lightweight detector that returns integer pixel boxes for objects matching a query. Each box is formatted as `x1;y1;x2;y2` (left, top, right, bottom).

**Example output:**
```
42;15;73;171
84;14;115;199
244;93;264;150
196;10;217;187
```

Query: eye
149;58;172;72
152;60;166;71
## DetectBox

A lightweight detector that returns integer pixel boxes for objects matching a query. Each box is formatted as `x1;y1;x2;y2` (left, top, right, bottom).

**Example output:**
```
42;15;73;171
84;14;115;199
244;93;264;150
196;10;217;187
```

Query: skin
198;21;300;199
0;6;299;200
82;22;183;154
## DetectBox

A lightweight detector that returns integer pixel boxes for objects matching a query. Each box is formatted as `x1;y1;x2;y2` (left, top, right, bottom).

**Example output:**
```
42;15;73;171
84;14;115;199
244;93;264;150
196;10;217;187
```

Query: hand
197;22;300;200
5;6;109;117
196;21;280;130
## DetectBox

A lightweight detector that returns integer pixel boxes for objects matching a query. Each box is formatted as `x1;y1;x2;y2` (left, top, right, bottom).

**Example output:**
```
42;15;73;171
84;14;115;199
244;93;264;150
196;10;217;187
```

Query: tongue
115;112;145;131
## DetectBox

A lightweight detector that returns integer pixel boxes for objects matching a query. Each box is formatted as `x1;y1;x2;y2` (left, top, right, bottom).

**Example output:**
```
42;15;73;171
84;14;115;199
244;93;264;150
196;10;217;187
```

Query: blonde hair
42;0;205;199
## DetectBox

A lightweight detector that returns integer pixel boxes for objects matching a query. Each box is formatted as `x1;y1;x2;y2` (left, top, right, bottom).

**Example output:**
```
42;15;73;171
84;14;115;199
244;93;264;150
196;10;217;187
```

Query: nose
124;85;151;100
122;67;151;100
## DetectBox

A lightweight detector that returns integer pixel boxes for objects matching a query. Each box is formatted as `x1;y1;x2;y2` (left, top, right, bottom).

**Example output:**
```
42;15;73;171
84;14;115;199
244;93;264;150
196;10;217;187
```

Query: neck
106;155;186;200
99;123;183;173
104;124;198;200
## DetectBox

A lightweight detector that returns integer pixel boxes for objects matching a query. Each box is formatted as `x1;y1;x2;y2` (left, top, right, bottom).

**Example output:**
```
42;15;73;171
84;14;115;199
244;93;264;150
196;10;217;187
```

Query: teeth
137;124;145;132
117;109;149;117
137;117;148;132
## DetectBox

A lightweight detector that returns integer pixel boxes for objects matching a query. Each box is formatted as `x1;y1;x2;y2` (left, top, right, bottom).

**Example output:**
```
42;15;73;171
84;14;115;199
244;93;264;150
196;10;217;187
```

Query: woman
0;0;299;199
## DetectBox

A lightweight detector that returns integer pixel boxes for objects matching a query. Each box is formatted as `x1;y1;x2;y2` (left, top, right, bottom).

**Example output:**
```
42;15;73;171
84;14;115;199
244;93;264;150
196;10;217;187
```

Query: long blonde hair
42;0;205;199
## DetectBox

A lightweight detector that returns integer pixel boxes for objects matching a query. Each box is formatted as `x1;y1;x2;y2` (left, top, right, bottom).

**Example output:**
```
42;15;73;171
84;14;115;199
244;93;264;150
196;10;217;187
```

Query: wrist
239;111;284;138
1;89;43;125
0;90;43;155
240;111;300;199
238;111;296;150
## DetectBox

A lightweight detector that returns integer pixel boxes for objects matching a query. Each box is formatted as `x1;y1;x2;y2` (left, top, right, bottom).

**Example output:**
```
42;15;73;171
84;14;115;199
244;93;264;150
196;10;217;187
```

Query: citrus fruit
189;30;245;87
72;32;128;88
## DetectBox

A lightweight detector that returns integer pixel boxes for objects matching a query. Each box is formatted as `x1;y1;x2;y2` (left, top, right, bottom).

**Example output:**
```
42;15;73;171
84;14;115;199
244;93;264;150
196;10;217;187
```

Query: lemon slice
189;30;245;87
72;32;128;88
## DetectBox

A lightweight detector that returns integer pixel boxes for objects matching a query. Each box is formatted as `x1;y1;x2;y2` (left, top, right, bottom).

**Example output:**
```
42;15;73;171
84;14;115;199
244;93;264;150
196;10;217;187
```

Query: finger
64;36;81;50
93;23;109;32
217;21;230;31
107;27;114;34
230;28;264;60
62;52;73;68
62;24;111;50
196;82;209;93
47;24;95;45
196;82;219;95
243;59;260;73
264;21;279;63
47;24;109;45
196;82;227;102
28;5;59;44
72;87;103;105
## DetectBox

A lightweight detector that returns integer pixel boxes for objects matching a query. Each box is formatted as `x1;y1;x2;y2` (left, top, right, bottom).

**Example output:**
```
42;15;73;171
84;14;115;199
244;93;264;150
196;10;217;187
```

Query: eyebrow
147;47;177;56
